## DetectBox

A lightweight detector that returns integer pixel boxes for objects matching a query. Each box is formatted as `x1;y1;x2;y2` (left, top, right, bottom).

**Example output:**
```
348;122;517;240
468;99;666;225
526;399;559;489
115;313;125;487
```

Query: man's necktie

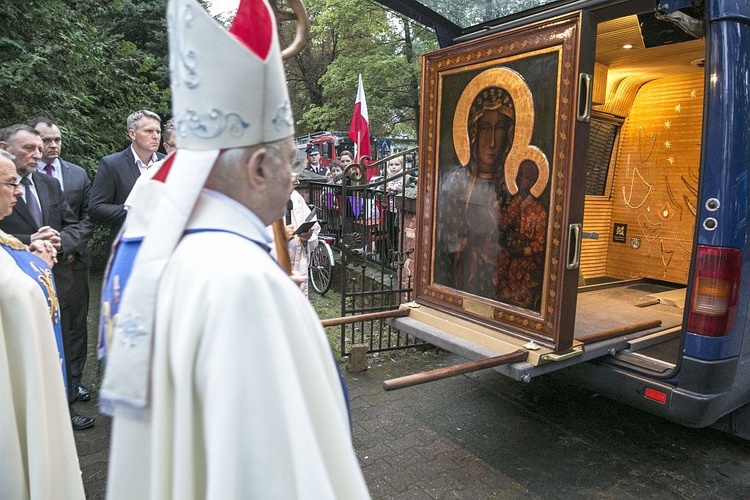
44;164;54;175
20;176;43;227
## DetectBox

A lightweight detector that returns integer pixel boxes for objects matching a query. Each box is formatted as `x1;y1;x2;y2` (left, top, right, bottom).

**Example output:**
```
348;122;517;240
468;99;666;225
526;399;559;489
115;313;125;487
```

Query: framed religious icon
414;13;596;351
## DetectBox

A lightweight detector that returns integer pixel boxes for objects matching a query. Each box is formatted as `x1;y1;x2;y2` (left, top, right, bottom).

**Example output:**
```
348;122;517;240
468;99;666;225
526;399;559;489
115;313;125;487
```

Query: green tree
279;0;437;139
0;0;169;170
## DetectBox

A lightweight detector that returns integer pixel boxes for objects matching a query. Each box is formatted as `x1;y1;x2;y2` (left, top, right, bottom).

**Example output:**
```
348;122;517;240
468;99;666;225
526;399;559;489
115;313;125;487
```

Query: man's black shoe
71;413;95;431
75;384;91;402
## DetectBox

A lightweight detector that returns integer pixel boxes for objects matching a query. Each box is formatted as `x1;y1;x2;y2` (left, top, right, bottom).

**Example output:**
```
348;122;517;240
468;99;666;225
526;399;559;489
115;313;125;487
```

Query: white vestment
106;192;369;499
288;189;320;297
0;249;85;500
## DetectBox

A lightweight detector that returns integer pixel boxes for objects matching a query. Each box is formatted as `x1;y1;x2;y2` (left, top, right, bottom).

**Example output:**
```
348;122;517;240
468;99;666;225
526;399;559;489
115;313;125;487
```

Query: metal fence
307;148;425;355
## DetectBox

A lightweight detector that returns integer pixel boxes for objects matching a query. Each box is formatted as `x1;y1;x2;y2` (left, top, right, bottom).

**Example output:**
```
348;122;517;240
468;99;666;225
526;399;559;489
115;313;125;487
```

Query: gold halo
452;67;534;167
505;145;550;198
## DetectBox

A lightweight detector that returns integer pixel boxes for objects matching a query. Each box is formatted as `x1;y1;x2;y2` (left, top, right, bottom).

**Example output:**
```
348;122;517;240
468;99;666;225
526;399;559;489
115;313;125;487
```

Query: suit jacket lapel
13;196;38;228
126;148;141;181
59;159;70;190
32;172;52;225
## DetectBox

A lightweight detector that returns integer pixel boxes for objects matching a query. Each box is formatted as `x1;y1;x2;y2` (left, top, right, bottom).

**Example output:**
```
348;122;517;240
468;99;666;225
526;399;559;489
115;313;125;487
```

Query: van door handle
567;223;582;270
577;73;592;122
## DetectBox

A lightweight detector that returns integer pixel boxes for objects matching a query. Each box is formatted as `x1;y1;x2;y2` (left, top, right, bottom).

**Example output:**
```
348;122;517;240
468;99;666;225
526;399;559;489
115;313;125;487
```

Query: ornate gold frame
415;13;587;349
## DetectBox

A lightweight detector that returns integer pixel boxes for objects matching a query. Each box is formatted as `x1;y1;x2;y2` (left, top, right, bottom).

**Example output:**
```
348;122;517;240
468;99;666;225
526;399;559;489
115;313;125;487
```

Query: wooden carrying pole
272;219;292;274
321;308;410;328
272;0;309;276
383;349;529;391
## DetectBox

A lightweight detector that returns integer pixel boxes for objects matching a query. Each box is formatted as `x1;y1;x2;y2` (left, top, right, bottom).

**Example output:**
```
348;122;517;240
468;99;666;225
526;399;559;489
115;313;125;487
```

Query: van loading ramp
387;281;684;385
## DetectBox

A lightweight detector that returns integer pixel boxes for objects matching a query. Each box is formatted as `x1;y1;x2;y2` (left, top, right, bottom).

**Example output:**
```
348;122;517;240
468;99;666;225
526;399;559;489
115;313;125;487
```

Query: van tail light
687;245;742;337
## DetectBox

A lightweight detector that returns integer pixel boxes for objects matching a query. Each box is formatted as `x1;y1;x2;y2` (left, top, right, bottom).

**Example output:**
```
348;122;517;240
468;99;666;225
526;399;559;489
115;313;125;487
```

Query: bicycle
307;204;336;295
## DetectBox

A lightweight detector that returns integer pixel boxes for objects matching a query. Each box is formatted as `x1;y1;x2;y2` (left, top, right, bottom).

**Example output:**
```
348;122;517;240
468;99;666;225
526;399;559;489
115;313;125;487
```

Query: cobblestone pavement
75;346;750;499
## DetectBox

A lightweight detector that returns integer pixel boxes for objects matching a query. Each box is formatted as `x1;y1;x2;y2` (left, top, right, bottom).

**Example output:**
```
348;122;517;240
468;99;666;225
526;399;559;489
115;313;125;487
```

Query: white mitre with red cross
170;0;294;149
100;0;294;417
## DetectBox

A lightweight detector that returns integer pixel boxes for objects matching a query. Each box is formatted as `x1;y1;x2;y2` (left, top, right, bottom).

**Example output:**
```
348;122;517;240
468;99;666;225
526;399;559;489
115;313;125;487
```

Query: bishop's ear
244;146;269;185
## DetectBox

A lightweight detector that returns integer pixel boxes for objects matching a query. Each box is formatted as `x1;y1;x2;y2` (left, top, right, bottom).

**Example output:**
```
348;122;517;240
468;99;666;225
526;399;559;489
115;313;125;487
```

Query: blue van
377;0;750;438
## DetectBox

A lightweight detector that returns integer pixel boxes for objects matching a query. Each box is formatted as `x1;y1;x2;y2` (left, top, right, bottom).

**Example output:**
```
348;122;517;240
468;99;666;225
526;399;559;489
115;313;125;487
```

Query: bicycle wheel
309;241;334;295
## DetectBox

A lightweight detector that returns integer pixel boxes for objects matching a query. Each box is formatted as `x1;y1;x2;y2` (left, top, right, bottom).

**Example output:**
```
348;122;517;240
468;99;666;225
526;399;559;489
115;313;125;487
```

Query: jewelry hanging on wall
665;176;684;221
687;166;699;184
623;167;653;209
659;201;674;221
681;175;698;198
638;127;657;165
683;194;697;217
672;230;691;277
660;240;674;279
638;213;663;257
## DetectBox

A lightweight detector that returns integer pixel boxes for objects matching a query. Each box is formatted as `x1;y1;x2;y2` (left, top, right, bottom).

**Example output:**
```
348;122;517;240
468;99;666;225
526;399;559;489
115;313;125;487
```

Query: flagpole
357;130;361;163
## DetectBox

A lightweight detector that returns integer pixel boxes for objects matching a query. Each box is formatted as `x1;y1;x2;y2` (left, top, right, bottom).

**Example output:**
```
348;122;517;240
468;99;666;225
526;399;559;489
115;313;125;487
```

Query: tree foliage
279;0;437;139
0;0;170;172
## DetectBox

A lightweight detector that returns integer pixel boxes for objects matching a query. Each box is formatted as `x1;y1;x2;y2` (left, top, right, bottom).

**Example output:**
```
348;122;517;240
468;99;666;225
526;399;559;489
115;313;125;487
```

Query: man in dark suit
89;110;164;248
0;124;95;430
29;117;94;408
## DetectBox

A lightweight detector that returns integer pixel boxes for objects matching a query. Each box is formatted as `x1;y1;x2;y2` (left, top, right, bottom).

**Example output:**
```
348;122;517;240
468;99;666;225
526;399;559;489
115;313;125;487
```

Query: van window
585;114;623;196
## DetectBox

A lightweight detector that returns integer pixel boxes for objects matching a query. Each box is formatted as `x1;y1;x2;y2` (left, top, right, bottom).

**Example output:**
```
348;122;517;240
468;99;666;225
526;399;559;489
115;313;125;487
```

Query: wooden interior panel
593;16;704;117
581;197;613;280
604;72;703;284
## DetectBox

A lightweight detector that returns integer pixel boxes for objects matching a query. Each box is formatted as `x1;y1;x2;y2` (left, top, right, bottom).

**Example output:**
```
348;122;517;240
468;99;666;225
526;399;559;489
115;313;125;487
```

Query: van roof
374;0;567;46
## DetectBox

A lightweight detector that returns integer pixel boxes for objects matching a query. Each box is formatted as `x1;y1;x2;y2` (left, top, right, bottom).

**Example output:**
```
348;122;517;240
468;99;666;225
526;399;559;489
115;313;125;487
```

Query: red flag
348;74;371;163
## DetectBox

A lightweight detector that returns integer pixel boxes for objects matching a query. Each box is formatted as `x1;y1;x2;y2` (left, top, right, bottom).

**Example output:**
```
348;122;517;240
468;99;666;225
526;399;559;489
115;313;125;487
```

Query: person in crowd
283;172;320;297
306;145;328;176
0;124;95;430
162;118;176;155
0;149;86;500
326;160;343;184
495;159;548;309
384;155;405;261
29;116;94;408
89;109;164;248
385;155;404;194
100;1;370;498
339;149;354;168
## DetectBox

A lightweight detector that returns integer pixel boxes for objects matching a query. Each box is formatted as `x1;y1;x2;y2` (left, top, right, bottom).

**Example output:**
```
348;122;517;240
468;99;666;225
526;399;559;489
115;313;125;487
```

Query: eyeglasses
1;180;20;189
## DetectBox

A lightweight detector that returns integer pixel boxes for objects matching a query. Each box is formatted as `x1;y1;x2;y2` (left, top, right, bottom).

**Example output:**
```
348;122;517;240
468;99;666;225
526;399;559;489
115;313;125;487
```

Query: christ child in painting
495;159;548;309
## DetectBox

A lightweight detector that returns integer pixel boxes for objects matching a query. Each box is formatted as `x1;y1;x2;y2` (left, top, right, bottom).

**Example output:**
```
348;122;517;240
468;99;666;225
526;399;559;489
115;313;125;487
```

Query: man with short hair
28;116;94;406
0;124;95;430
89;109;164;247
306;145;328;176
101;0;369;497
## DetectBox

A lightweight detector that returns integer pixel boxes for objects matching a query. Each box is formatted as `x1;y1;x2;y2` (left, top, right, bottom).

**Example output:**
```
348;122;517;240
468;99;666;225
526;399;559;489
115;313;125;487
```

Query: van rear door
413;10;596;352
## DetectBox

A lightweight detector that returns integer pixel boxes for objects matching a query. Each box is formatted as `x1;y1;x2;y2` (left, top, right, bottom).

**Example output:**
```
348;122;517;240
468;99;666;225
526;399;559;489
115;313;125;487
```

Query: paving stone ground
74;346;750;499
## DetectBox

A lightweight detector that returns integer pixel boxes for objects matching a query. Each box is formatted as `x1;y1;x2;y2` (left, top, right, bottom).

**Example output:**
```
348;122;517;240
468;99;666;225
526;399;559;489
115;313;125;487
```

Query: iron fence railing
307;148;425;355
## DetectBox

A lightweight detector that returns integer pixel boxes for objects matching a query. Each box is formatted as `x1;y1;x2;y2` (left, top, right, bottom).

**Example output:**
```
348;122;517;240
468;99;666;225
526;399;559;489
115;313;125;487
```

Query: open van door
413;12;596;353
